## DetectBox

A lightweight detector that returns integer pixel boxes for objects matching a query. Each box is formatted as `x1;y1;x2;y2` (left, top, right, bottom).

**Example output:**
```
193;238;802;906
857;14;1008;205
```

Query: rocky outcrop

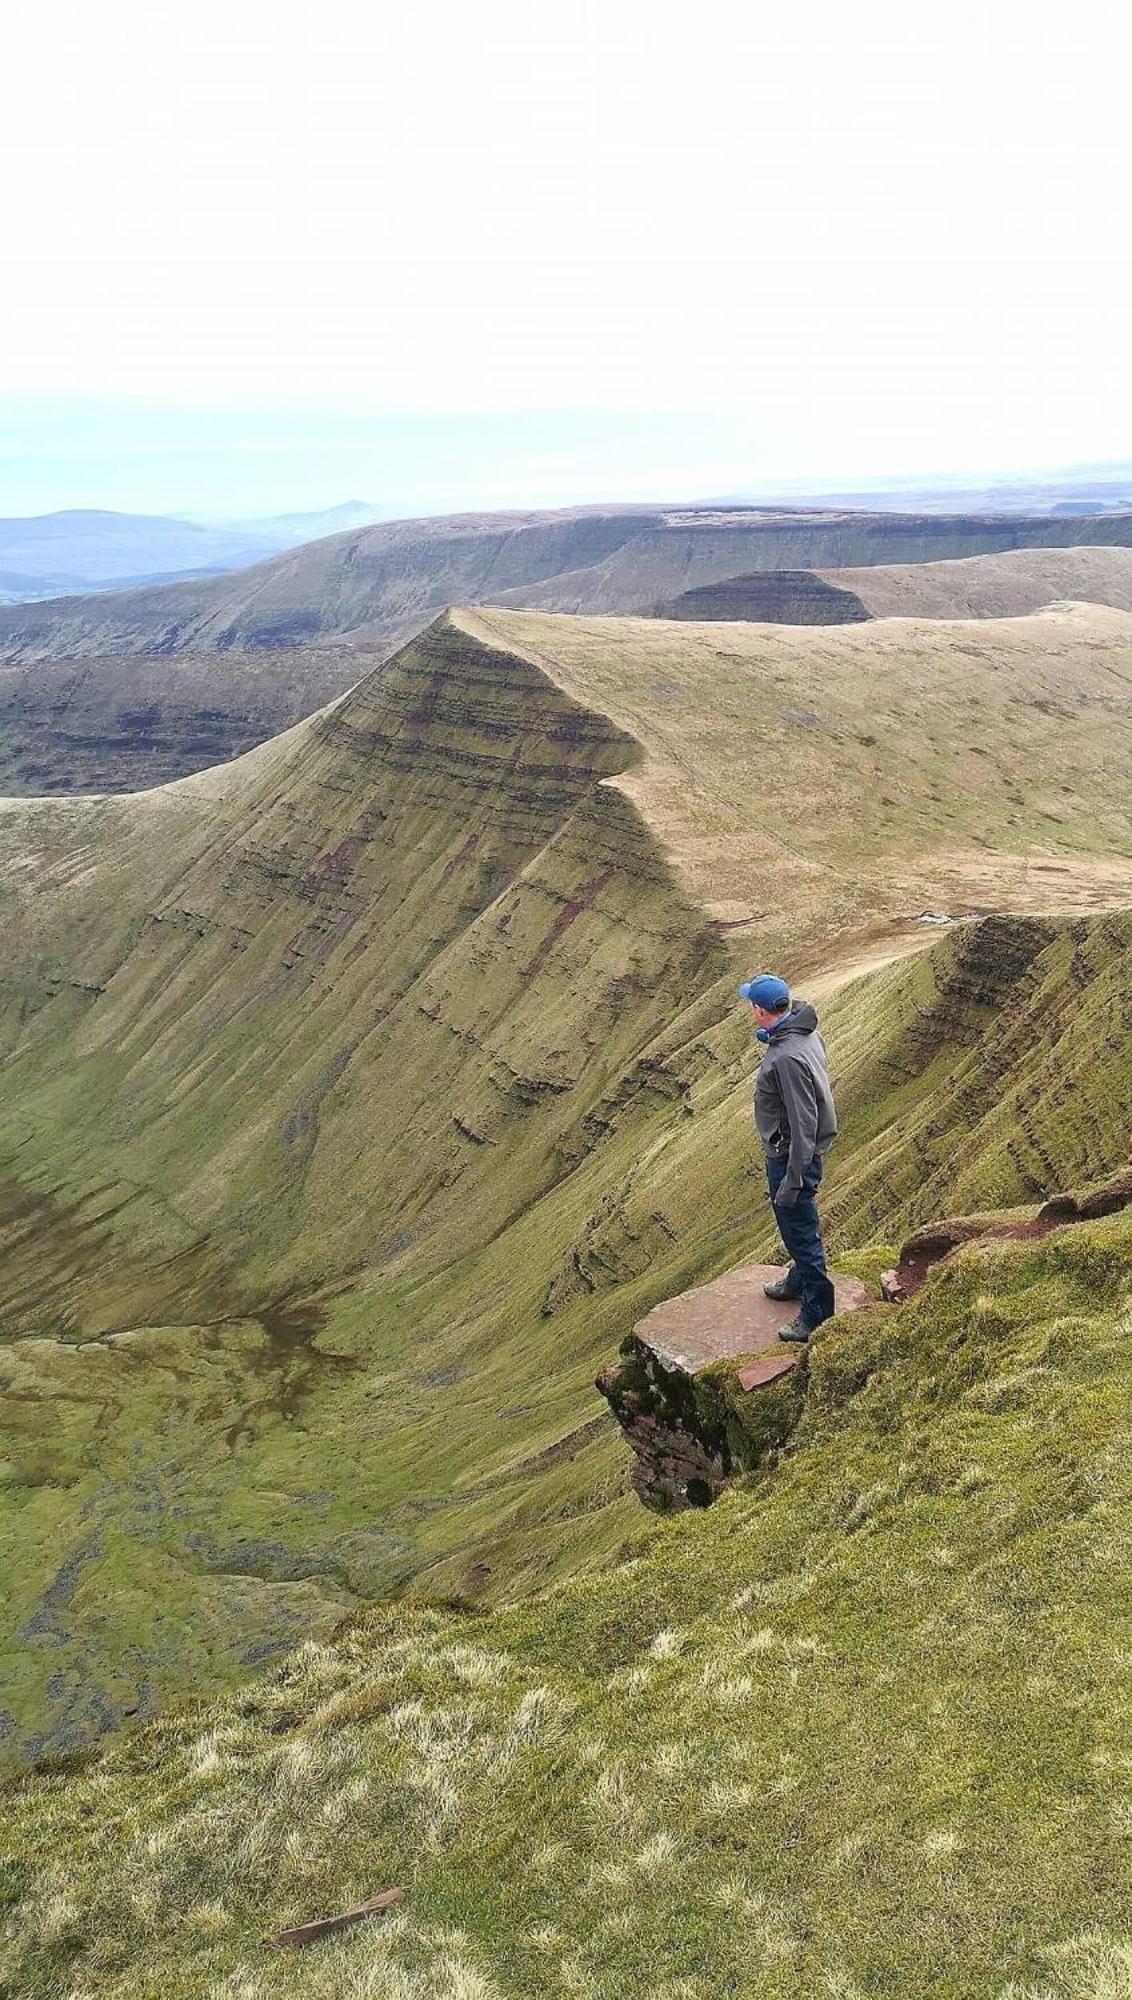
880;1164;1132;1300
597;1263;870;1510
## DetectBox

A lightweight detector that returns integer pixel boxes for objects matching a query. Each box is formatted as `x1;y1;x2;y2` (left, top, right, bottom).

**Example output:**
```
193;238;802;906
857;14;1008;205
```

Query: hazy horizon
2;405;1131;525
4;0;1129;521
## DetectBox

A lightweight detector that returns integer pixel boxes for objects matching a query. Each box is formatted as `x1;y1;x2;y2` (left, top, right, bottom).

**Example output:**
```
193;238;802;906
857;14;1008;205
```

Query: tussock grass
4;1212;1132;1995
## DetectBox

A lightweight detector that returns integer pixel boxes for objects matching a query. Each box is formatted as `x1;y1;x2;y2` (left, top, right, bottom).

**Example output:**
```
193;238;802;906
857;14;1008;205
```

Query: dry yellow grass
460;603;1132;948
825;544;1132;619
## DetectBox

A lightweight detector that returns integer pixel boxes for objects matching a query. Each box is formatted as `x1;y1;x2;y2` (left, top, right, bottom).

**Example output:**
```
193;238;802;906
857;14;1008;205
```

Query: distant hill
720;456;1132;514
5;510;1132;794
656;544;1132;623
218;498;396;542
0;505;655;658
0;501;393;602
0;509;280;598
492;508;1132;616
4;504;1132;664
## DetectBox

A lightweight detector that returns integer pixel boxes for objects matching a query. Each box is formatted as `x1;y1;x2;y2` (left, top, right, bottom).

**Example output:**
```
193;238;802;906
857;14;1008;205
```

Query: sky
3;0;1130;516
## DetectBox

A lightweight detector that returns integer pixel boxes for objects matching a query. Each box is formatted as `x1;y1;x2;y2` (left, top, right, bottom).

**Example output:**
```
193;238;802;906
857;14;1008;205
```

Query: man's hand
774;1183;800;1209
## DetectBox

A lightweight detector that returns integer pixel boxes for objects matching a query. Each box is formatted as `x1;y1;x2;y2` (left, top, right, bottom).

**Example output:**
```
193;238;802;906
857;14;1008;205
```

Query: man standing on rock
740;973;838;1342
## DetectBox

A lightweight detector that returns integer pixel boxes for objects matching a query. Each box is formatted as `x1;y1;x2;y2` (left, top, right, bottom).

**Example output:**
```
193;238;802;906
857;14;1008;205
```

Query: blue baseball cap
738;973;790;1009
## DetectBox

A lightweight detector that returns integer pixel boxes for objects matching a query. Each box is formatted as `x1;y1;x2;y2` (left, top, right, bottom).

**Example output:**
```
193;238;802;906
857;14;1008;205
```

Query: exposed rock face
654;571;871;624
881;1164;1132;1301
597;1263;870;1511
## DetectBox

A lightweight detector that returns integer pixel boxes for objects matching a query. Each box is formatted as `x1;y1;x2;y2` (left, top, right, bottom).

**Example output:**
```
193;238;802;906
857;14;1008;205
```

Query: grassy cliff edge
1;604;1132;1994
3;1200;1132;1998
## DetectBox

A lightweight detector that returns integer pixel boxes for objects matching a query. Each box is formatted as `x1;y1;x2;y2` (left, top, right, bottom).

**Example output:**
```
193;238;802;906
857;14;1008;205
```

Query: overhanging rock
596;1264;869;1513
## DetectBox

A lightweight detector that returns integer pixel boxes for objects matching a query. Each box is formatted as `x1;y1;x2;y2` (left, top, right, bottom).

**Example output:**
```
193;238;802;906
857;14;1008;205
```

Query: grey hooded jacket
753;1002;838;1203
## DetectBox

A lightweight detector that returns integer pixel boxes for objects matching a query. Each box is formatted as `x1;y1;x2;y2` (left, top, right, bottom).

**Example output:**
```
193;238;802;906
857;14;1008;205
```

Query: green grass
4;1206;1132;1997
2;607;1132;1989
1;617;1132;1772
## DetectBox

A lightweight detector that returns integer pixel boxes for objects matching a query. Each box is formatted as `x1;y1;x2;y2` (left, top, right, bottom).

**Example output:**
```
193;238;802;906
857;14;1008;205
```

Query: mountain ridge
4;506;1132;664
5;516;1132;800
656;544;1132;624
2;602;1132;1775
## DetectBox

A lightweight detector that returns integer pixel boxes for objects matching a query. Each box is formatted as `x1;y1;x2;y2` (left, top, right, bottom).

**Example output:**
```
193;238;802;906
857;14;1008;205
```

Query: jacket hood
770;1001;818;1037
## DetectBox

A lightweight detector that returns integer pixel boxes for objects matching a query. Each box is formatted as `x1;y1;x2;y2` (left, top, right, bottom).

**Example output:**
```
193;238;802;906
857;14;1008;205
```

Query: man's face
751;1002;777;1031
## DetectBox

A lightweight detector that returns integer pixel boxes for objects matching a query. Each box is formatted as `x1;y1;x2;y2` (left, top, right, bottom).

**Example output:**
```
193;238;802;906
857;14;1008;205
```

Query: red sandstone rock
634;1264;870;1375
737;1353;798;1391
597;1263;872;1514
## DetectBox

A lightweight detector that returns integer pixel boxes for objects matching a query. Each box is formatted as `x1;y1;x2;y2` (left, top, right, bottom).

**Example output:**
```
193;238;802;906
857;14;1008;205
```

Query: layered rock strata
654;571;871;623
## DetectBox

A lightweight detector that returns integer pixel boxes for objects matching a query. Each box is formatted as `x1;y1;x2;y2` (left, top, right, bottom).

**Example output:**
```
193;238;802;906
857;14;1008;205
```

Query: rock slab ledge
597;1263;869;1513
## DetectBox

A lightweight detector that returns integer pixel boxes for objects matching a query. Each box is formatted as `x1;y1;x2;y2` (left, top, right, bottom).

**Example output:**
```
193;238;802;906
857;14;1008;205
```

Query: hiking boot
778;1313;817;1343
763;1274;801;1302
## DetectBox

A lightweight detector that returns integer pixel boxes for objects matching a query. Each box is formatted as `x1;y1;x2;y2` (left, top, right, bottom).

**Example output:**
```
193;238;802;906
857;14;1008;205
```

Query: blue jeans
766;1153;835;1329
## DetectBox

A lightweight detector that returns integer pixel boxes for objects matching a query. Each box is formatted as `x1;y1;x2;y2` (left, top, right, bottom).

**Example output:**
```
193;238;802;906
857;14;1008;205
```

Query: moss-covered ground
4;1205;1132;1997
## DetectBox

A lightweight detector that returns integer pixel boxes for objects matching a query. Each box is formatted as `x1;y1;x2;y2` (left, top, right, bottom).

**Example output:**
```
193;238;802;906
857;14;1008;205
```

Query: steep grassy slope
658;545;1132;625
0;641;371;794
5;1198;1132;1999
0;618;721;1764
2;607;1131;1773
